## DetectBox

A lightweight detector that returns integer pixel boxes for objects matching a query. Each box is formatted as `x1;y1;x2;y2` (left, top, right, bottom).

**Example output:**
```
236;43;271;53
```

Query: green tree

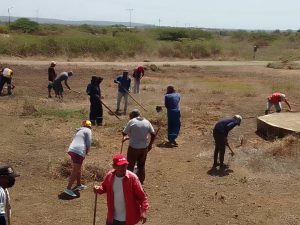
10;18;39;33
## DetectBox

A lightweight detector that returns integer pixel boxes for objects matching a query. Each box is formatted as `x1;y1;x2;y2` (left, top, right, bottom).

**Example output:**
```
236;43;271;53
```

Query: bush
0;25;9;34
10;18;39;33
157;28;212;41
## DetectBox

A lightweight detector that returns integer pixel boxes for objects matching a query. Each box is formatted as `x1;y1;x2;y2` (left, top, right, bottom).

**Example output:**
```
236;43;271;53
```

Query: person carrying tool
265;92;291;115
0;68;14;96
212;115;242;169
0;165;20;225
114;70;131;115
87;76;104;126
47;61;57;98
132;65;144;94
164;85;181;146
122;109;155;185
93;154;149;225
63;120;92;197
53;71;73;100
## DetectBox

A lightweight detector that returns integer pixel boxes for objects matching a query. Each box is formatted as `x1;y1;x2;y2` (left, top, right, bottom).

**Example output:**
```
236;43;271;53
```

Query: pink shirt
96;170;149;225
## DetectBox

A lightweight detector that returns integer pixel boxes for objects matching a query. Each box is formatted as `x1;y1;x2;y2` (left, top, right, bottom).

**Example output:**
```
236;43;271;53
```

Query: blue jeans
106;219;126;225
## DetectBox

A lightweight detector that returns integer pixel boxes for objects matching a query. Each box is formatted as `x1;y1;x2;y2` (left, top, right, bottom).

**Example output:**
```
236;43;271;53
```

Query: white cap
280;94;286;100
51;61;56;65
233;115;242;125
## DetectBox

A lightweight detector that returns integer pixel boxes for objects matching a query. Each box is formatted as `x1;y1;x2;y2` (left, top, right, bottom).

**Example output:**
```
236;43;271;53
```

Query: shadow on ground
207;166;234;177
58;191;81;200
156;141;178;149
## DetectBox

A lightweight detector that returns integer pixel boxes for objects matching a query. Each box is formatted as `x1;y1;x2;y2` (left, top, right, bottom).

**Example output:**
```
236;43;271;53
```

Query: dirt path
0;58;270;67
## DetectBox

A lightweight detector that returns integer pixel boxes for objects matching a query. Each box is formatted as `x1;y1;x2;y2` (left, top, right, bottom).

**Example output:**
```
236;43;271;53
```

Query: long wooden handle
93;193;98;225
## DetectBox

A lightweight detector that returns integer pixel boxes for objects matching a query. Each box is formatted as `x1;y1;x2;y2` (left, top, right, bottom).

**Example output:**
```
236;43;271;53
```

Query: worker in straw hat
94;154;149;225
47;61;57;98
63;120;92;197
265;92;291;115
212;115;242;169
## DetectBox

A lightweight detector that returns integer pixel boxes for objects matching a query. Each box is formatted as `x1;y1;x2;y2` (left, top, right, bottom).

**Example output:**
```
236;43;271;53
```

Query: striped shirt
0;186;9;225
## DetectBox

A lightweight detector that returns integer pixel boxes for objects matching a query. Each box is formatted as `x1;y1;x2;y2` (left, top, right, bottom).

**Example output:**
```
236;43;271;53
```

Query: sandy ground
0;60;299;225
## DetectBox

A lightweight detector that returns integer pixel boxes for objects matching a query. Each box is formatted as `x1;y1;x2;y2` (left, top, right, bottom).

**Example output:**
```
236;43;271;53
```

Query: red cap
113;154;129;166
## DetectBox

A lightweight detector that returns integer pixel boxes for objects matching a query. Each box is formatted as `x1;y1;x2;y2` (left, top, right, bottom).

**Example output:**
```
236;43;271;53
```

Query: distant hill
0;16;153;27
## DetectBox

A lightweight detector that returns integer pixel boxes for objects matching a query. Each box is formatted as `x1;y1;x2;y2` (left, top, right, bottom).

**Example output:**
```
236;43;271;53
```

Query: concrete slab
257;112;300;139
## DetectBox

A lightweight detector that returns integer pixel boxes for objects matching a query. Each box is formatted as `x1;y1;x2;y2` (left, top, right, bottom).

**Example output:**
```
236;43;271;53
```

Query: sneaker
64;189;77;197
74;184;87;191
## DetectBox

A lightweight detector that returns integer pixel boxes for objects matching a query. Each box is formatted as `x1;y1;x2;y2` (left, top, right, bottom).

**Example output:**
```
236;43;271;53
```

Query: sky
1;0;300;30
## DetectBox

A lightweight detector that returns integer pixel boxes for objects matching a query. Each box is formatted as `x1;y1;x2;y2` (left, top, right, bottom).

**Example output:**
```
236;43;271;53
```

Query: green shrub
10;18;39;33
157;28;212;41
0;25;9;34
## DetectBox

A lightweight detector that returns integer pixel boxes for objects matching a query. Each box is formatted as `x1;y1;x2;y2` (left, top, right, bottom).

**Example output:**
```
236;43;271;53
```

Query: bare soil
0;60;299;225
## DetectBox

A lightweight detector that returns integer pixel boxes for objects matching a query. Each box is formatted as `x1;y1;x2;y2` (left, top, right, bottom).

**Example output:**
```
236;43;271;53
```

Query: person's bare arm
285;99;292;111
64;80;71;90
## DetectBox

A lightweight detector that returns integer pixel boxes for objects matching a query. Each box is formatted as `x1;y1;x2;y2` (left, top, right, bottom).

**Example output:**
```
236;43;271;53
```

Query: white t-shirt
113;176;126;222
68;127;92;157
123;117;155;149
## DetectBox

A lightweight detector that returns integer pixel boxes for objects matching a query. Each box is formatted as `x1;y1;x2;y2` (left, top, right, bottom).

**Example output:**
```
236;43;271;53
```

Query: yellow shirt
2;68;13;78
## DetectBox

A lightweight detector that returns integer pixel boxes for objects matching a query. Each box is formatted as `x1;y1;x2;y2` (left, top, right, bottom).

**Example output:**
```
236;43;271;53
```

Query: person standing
122;109;155;184
48;61;57;98
53;71;73;100
164;85;181;146
93;154;149;225
86;76;104;126
63;120;92;197
265;92;291;115
212;115;242;169
132;65;144;94
0;165;20;225
114;70;131;115
0;68;14;96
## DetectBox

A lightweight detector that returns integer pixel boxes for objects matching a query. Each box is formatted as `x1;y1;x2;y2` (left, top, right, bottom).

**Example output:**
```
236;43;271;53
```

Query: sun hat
113;154;129;166
0;165;20;177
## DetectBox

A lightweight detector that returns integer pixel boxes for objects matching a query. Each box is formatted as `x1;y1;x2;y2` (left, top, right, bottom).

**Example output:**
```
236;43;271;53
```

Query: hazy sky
1;0;300;30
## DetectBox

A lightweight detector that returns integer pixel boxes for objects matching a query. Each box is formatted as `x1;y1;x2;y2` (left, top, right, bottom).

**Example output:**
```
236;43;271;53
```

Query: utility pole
126;8;133;28
8;7;13;26
158;18;161;27
36;9;39;23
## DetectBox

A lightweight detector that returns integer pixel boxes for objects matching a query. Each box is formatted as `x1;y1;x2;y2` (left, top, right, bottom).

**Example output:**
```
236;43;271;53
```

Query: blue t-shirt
213;118;239;137
114;75;131;93
165;93;180;112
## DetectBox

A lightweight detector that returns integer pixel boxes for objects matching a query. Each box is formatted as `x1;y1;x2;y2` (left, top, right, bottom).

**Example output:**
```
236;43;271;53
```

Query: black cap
0;165;20;177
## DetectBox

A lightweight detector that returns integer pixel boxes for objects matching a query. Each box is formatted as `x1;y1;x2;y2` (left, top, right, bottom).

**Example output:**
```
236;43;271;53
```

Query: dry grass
54;159;107;182
266;135;299;158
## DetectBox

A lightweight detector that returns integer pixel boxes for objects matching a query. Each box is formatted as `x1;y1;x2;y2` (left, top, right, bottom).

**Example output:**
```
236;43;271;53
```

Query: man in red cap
94;154;149;225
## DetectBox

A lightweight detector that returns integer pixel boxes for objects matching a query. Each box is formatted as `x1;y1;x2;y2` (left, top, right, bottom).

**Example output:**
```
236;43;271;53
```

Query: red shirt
96;170;149;225
268;92;283;103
